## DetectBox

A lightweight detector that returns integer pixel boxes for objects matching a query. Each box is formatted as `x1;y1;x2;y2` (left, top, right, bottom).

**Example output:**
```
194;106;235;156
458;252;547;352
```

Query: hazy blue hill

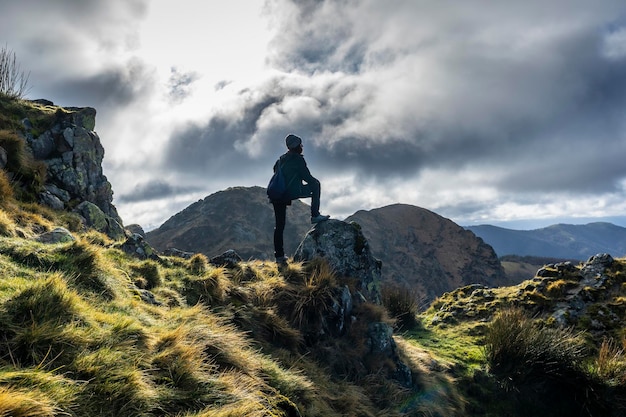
467;222;626;259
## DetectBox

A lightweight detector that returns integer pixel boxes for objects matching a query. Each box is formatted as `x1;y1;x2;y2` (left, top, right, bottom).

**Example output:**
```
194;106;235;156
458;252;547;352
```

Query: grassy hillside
0;195;464;416
1;195;626;416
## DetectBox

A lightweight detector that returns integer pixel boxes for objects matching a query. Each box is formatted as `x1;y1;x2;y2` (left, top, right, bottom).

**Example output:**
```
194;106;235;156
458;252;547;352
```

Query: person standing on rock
269;134;330;264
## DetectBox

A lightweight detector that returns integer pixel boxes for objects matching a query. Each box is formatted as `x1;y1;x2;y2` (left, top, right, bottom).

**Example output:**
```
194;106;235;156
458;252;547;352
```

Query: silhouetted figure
269;134;329;264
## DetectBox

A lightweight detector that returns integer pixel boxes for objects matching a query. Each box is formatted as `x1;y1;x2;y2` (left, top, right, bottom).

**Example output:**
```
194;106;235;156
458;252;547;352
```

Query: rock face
146;186;312;259
346;204;508;303
294;219;382;303
293;219;412;387
18;102;123;237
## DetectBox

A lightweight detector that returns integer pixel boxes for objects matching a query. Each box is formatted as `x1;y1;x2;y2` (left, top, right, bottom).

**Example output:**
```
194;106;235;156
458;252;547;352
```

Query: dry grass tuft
130;260;162;290
183;267;229;306
151;325;214;392
0;386;58;417
188;253;208;275
592;337;626;385
0;208;16;237
0;169;14;207
0;130;46;201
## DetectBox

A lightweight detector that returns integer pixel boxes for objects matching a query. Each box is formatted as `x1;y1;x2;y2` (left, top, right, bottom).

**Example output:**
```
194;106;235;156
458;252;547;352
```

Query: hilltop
2;95;626;416
145;186;311;260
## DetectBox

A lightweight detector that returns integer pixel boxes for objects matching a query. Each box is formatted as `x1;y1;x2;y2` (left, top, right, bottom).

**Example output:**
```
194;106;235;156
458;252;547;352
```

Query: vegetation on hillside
0;198;461;416
1;181;626;415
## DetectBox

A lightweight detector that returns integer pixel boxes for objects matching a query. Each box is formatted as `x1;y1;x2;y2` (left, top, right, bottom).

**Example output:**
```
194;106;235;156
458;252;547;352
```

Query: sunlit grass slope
0;199;470;417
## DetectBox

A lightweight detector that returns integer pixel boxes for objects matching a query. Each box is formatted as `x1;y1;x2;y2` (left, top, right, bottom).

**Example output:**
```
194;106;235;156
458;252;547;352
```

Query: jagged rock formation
294;219;412;387
346;204;509;303
3;99;124;238
146;186;312;259
294;219;382;303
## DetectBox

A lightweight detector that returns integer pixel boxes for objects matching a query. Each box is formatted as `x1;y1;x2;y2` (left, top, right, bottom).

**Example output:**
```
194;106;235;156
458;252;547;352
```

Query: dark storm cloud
162;90;284;177
39;59;155;110
257;0;626;196
117;179;203;203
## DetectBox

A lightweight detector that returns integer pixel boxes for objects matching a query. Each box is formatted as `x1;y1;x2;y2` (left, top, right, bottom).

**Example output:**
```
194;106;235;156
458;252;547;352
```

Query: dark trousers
272;179;322;258
273;202;287;258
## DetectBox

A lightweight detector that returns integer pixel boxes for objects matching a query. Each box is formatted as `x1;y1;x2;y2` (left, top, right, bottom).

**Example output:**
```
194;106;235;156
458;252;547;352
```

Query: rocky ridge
1;98;124;239
428;252;626;340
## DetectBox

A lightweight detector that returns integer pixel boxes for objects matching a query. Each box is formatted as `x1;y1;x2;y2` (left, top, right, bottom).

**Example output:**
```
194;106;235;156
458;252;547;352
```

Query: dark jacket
272;151;318;202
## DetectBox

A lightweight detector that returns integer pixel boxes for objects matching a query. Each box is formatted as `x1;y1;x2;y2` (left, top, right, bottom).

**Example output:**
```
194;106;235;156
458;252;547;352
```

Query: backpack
267;160;288;201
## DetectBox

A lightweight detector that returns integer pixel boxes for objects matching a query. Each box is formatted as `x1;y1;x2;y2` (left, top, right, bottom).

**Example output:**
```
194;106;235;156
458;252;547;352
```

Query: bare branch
0;44;31;99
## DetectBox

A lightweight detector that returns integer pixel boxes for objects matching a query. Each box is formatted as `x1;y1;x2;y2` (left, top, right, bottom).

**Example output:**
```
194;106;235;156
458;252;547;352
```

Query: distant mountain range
466;222;626;260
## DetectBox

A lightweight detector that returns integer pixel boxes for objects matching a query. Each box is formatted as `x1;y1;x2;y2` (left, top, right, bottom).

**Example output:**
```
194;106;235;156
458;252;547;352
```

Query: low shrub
131;260;162;290
484;308;610;416
381;282;422;330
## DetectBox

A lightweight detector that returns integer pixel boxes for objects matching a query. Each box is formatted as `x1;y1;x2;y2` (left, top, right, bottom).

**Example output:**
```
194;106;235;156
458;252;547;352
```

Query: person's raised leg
302;180;329;223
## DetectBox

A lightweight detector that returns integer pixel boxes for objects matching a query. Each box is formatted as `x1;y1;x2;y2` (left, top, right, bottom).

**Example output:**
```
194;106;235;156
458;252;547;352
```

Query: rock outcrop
294;219;382;303
17;101;124;238
293;219;412;387
429;252;625;336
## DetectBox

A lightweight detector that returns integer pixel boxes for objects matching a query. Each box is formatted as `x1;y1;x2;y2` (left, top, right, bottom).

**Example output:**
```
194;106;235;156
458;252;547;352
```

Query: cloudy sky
3;0;626;230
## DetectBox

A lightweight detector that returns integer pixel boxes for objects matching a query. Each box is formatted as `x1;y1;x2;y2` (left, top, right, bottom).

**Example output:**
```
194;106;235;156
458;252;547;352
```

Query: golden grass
0;209;15;237
0;169;14;208
2;195;626;416
0;386;58;417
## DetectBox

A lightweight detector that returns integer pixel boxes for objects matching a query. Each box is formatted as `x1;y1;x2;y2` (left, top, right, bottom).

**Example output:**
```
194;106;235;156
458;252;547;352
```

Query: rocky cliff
346;204;509;302
0;97;123;238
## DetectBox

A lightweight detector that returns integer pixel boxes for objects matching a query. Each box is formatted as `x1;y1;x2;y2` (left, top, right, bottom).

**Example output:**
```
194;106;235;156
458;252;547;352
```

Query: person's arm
296;155;318;184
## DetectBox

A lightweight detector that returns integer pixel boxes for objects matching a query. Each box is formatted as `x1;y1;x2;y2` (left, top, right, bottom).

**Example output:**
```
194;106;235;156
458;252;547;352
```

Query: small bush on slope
484;308;611;416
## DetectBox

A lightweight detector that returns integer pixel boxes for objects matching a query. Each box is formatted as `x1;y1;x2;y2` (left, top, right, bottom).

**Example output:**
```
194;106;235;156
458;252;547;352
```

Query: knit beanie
285;134;302;150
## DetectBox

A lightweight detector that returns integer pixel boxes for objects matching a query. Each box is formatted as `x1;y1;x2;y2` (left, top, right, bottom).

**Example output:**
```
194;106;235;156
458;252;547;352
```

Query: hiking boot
311;214;330;224
275;255;289;265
